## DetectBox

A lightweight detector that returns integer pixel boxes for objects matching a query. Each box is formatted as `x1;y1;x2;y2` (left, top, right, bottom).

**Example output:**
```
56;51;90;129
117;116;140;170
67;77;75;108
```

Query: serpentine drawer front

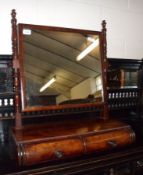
13;119;135;166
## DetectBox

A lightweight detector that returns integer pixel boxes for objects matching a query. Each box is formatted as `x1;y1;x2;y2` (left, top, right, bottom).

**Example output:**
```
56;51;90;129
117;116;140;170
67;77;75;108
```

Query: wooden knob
107;140;117;148
54;150;63;158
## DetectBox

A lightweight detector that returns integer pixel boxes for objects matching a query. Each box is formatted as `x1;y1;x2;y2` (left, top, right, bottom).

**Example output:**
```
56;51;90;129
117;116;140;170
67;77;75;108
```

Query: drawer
85;128;135;153
18;138;84;166
15;120;135;166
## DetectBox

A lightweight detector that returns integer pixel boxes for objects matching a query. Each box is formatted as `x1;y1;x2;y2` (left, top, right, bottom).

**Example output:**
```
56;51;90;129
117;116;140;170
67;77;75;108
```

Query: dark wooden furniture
0;55;15;119
0;9;142;175
9;9;137;168
0;56;143;175
107;58;141;120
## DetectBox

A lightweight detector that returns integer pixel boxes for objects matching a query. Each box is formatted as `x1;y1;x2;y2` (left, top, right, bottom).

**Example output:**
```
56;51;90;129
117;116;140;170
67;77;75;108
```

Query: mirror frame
11;9;108;129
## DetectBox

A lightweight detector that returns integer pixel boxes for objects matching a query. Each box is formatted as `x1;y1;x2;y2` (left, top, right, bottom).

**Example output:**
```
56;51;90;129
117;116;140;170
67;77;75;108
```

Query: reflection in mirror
108;69;138;89
121;70;137;88
20;26;103;108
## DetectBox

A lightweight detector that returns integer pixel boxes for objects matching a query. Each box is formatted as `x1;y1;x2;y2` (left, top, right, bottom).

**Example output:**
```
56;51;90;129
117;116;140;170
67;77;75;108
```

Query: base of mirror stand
12;118;135;166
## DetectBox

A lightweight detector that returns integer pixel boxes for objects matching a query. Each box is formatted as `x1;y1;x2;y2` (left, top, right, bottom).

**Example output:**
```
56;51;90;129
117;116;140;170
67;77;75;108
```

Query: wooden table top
12;118;129;144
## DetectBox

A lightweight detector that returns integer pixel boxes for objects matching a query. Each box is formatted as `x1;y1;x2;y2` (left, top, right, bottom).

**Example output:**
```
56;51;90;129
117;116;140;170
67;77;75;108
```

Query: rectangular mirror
18;24;106;113
107;59;141;89
0;61;13;93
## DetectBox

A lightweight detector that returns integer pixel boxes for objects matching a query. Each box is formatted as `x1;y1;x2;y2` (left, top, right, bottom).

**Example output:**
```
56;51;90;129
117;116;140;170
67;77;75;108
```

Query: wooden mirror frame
11;9;108;130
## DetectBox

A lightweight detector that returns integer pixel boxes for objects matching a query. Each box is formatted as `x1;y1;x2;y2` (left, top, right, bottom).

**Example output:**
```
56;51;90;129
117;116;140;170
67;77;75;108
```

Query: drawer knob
107;140;117;148
54;150;63;158
137;160;143;167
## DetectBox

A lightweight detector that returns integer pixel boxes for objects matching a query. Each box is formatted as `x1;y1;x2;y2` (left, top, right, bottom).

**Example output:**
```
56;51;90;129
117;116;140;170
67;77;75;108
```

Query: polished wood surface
13;118;131;142
11;9;22;129
101;20;109;119
13;119;135;166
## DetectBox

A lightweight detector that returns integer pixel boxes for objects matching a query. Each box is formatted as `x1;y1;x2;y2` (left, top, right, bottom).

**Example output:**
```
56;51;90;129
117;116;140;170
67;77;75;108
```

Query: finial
11;9;16;19
102;20;106;31
11;9;17;24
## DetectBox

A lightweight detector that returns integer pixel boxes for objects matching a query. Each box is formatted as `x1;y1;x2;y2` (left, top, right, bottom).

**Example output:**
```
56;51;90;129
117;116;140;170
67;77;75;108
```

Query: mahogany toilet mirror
11;9;108;130
10;9;136;168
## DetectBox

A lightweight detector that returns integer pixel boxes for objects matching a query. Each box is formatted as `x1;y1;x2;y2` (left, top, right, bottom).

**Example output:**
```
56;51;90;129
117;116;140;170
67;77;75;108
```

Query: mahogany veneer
13;118;135;166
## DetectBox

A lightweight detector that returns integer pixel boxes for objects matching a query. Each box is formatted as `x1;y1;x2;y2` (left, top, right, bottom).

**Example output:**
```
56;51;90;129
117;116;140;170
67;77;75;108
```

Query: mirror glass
108;69;138;89
19;24;104;111
121;70;138;88
0;61;13;93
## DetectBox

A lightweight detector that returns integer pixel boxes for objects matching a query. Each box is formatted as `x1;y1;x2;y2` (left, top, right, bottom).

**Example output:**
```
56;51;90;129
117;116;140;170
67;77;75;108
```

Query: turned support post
101;20;109;120
11;9;22;129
